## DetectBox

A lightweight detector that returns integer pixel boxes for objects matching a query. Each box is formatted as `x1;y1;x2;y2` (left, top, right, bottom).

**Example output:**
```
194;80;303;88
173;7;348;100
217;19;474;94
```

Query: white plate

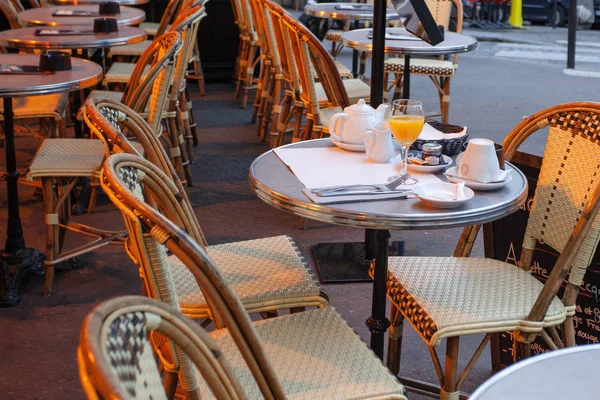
330;136;366;152
406;153;453;173
413;182;474;209
444;167;512;191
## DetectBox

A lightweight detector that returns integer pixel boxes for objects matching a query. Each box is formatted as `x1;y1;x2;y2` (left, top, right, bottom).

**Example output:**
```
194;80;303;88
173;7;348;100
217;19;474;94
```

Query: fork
312;173;411;197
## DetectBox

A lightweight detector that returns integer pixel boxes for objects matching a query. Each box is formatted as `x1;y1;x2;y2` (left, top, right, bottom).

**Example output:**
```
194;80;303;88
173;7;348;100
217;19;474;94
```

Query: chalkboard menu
490;153;600;369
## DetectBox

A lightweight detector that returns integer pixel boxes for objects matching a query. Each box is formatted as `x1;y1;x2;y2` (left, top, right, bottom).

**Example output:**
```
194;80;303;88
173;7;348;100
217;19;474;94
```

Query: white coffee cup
456;139;500;183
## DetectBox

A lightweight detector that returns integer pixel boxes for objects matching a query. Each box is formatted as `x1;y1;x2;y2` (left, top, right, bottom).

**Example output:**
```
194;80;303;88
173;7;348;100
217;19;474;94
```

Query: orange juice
390;115;425;145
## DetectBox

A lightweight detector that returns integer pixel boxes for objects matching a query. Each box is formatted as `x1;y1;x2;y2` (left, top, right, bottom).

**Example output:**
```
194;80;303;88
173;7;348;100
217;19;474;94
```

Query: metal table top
0;54;103;97
304;3;400;21
341;28;478;55
18;5;146;27
0;26;146;50
471;344;600;400
48;0;149;5
249;139;527;231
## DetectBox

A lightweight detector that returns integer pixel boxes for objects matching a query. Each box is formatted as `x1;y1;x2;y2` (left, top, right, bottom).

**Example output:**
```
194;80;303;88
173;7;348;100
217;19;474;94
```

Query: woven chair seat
370;257;568;347
202;307;407;399
167;235;326;318
28;138;105;179
325;29;343;42
316;78;370;105
384;57;455;77
318;106;342;130
0;93;68;120
140;21;160;36
110;40;152;57
334;59;353;79
103;62;150;85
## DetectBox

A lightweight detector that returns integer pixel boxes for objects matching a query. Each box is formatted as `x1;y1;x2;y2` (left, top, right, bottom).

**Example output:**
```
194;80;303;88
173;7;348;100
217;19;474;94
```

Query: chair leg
441;77;451;123
383;71;390;102
164;371;178;400
184;86;199;147
387;303;405;375
441;337;460;400
42;178;57;295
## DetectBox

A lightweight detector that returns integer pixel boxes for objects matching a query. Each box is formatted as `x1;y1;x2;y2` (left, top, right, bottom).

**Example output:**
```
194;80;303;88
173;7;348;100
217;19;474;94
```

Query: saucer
445;167;512;191
330;136;366;152
413;182;474;209
406;153;453;173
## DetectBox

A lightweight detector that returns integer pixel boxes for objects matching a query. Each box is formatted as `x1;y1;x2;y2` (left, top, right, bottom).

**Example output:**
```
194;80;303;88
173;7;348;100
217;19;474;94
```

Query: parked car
522;0;598;27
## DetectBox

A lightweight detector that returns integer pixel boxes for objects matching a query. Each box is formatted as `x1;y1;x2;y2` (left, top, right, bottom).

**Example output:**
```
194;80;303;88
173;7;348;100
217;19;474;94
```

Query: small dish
413;182;474;209
406;152;453;173
445;167;512;191
330;135;366;152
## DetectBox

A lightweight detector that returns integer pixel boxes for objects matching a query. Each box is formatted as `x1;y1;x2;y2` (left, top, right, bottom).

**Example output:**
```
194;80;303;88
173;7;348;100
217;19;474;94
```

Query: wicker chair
80;294;408;400
378;102;600;399
85;97;329;315
383;0;462;122
26;33;182;295
0;2;69;143
84;32;193;185
270;1;368;143
78;296;242;399
96;155;409;399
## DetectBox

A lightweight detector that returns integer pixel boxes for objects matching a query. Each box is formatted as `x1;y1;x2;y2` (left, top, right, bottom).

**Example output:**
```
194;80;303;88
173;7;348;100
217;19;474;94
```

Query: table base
311;240;418;283
0;249;44;307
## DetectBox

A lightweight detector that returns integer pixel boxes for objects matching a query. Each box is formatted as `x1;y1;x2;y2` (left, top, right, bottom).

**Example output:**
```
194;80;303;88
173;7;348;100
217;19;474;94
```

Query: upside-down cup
99;1;120;15
93;18;119;34
39;52;72;72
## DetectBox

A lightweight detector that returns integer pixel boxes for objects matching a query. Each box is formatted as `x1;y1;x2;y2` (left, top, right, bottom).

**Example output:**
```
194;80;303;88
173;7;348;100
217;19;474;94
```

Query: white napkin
418;123;467;141
274;146;443;204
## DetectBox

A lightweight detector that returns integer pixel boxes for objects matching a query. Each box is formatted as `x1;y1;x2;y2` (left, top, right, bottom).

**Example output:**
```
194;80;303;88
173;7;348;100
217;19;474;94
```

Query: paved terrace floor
1;39;600;398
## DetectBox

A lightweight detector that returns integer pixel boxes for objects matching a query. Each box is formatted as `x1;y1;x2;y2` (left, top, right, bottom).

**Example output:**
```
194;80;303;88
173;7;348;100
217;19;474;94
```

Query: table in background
471;344;600;400
0;54;102;307
304;3;400;77
249;139;528;360
341;28;478;99
0;26;146;136
48;0;149;5
0;26;146;51
18;5;145;27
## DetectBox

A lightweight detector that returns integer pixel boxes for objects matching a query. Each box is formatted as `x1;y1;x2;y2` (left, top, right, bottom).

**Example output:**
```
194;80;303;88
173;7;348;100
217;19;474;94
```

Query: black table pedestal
366;229;392;359
403;55;411;99
0;97;44;307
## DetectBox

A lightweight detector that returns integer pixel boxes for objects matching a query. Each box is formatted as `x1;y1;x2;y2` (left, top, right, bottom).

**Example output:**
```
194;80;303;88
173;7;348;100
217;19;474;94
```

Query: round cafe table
0;54;102;307
18;5;145;27
470;344;600;400
249;139;528;359
341;28;478;99
48;0;149;5
304;2;400;77
0;26;147;51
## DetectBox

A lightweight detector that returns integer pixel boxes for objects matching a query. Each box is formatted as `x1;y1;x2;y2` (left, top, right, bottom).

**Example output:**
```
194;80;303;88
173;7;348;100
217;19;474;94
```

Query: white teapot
328;99;390;145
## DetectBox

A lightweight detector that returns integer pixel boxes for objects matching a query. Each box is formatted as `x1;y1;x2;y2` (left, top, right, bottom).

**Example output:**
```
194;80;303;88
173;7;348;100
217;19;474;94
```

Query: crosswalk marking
494;42;600;64
496;42;600;54
556;40;600;48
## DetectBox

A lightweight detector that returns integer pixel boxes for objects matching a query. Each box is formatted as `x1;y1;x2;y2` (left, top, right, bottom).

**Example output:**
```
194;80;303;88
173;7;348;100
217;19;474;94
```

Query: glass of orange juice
390;99;424;176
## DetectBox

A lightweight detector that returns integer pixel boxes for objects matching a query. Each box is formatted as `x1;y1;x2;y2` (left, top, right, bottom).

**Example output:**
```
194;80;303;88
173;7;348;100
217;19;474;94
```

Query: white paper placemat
274;146;444;204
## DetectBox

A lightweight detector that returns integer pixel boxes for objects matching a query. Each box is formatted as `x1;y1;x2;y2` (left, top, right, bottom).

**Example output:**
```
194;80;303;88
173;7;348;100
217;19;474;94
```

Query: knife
314;189;412;198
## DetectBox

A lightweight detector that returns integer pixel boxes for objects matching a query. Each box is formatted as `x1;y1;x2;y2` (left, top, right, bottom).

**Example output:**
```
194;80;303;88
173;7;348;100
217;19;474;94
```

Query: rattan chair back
121;31;182;134
78;295;245;400
0;0;23;29
83;97;207;247
100;153;287;399
274;2;349;138
501;102;600;343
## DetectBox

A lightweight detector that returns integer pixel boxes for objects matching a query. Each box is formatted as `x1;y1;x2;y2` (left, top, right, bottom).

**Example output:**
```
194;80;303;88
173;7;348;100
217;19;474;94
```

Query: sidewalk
463;23;600;45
